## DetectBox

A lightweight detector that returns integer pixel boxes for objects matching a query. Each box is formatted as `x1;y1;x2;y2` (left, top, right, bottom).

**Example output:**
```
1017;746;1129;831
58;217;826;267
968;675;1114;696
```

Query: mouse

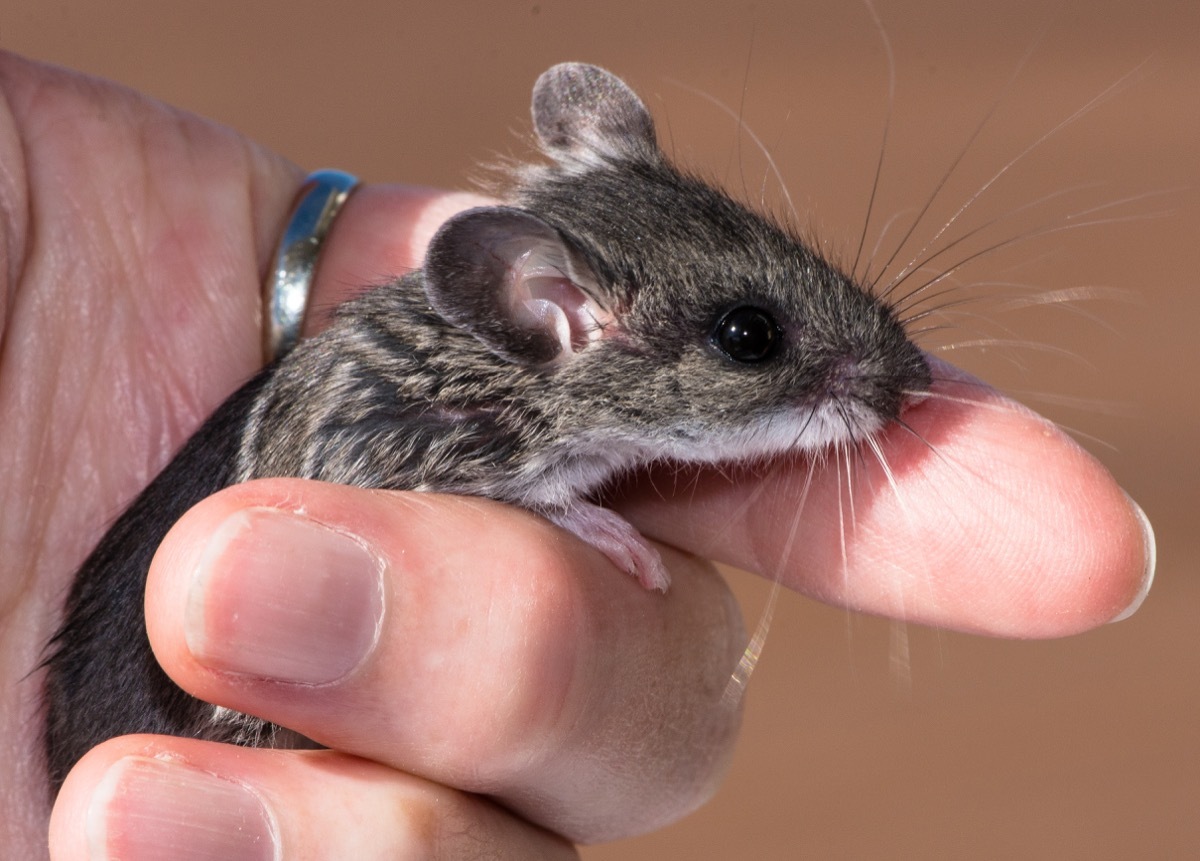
42;62;932;791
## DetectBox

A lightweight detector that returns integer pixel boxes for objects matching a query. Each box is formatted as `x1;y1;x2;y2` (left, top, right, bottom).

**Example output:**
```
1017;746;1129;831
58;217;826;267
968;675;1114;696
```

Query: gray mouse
43;62;931;791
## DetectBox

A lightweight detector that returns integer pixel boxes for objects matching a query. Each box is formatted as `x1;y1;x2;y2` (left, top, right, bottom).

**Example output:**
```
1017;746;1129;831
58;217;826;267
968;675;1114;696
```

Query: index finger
618;359;1153;639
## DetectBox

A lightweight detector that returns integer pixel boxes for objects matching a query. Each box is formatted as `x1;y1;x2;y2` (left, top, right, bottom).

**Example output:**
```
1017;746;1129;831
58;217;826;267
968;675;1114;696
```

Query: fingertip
53;737;579;861
846;382;1156;637
52;736;271;861
947;403;1153;637
147;479;393;701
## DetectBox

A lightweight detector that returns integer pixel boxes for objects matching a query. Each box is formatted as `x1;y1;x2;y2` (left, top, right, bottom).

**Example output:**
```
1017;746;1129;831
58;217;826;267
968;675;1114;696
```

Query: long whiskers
878;61;1151;302
721;461;815;708
664;80;800;227
887;184;1165;315
852;0;897;284
861;432;920;687
866;22;1049;296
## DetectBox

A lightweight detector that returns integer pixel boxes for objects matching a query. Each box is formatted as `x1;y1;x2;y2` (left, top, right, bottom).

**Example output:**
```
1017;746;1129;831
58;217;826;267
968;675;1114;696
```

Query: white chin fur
519;400;881;509
669;400;885;465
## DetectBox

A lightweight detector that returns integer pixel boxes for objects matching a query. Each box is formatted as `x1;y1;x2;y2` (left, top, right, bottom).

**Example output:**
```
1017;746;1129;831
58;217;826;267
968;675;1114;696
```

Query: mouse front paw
545;502;670;592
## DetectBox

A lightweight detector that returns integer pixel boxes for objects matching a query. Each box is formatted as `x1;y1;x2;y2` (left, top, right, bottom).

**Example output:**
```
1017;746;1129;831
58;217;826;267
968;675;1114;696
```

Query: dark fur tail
43;371;270;792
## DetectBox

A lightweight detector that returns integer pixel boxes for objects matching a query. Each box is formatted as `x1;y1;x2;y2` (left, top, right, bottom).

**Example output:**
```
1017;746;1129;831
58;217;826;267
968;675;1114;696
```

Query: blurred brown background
4;0;1196;857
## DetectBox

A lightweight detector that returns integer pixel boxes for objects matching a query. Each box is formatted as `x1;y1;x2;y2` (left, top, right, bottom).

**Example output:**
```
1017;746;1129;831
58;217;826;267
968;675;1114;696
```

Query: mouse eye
711;306;780;364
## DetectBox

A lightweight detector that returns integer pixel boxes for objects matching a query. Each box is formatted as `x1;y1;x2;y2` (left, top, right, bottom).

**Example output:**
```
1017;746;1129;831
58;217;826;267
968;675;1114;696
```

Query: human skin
0;52;1151;858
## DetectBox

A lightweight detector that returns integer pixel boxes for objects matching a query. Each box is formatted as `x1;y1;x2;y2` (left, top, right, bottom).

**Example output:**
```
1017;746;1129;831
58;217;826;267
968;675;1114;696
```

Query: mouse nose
823;337;931;422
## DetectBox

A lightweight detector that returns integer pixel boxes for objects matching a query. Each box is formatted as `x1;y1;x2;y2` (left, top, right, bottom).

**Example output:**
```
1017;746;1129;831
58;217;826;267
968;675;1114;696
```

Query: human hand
0;51;742;858
0;50;1151;859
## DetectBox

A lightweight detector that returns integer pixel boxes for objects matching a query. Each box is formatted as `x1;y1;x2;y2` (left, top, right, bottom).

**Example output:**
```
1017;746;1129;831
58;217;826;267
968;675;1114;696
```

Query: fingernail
187;508;384;684
1109;494;1156;623
88;756;277;860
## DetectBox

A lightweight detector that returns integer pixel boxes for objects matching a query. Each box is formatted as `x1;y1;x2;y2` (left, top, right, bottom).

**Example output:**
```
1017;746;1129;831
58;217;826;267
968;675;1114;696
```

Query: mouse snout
818;338;931;423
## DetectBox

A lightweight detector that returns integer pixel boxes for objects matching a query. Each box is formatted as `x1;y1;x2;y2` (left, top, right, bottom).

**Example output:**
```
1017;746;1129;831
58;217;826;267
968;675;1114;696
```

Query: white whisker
853;0;897;284
869;25;1049;294
1009;389;1138;418
879;61;1150;300
887;183;1108;309
664;79;799;226
722;461;815;708
934;337;1092;367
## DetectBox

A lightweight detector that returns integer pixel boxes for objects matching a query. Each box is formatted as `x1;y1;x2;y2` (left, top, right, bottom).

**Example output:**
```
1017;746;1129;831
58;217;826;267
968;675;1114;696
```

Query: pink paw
546;502;670;592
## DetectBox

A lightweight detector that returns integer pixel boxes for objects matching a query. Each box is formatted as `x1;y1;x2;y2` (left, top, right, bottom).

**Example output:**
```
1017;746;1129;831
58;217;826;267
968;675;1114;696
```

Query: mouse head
422;63;930;464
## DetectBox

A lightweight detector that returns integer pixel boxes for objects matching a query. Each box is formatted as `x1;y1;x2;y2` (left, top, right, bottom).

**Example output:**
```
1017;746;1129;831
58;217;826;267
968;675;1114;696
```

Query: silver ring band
263;169;360;363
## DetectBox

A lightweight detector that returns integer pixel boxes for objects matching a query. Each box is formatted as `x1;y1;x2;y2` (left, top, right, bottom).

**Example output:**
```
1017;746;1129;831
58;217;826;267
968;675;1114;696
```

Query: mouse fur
43;62;931;791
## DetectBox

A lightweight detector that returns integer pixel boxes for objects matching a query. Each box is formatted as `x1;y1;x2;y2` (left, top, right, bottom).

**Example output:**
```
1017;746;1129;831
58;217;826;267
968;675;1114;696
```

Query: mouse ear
424;206;612;366
532;63;658;165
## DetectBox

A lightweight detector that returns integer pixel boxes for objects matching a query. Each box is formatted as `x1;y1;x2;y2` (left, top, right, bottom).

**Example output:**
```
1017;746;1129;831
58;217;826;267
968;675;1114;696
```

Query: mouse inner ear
532;62;659;166
423;206;613;366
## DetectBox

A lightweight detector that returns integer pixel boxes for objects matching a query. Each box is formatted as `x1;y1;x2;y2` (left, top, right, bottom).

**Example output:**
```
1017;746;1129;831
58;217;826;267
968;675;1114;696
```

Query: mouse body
43;62;931;790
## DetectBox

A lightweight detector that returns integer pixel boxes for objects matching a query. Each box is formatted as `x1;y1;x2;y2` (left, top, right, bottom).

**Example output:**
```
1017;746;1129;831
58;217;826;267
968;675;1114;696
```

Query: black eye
712;306;780;364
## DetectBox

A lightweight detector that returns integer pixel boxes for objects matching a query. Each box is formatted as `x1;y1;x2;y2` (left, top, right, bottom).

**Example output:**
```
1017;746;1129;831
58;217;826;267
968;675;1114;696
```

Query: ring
262;169;360;363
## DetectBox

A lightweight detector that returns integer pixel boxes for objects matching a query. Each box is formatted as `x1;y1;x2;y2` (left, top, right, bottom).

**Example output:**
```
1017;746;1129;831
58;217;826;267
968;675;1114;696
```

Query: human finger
617;359;1154;638
145;479;746;844
50;735;577;860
